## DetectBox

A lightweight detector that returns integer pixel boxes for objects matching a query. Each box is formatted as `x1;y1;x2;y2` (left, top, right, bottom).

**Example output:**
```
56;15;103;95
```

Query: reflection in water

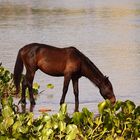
21;104;26;113
0;0;140;115
21;104;35;113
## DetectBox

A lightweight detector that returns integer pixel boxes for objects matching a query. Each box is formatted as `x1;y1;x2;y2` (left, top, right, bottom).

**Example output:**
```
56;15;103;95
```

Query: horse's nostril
110;96;116;105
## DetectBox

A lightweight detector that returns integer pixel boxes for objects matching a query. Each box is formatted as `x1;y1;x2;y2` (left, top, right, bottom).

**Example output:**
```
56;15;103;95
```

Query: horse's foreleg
60;75;71;105
72;78;79;112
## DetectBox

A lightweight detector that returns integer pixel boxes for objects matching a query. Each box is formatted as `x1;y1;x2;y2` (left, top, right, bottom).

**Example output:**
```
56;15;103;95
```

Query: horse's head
99;76;116;104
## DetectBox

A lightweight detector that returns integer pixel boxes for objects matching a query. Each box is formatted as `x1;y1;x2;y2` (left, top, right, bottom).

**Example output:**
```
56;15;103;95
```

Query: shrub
0;96;140;140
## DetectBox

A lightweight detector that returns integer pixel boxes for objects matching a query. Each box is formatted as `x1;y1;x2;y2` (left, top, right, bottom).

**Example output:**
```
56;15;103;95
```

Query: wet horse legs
20;71;35;106
60;74;71;106
72;78;79;112
60;75;79;112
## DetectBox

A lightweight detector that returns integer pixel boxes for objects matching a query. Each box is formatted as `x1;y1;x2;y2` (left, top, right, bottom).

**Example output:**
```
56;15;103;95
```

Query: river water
0;0;140;115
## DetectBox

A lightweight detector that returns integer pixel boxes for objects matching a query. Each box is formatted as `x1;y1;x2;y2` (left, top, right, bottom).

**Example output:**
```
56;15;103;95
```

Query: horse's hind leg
19;76;27;104
26;70;36;105
21;70;35;106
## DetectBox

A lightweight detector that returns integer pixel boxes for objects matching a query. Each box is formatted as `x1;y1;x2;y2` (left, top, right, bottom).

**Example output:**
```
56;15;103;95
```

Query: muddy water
0;0;140;115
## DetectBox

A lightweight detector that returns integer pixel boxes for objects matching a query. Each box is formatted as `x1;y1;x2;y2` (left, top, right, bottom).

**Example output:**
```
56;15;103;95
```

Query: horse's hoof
31;100;36;105
30;104;35;112
74;110;79;112
60;101;64;105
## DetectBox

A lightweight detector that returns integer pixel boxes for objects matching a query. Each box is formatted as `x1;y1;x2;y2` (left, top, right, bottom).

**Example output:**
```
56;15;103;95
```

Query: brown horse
13;43;116;112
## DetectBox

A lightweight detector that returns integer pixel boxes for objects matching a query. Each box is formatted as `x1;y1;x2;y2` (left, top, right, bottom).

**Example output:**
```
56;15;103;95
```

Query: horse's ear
105;76;109;80
104;76;109;83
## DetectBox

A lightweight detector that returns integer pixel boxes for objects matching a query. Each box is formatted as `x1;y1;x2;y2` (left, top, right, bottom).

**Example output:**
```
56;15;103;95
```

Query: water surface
0;0;140;115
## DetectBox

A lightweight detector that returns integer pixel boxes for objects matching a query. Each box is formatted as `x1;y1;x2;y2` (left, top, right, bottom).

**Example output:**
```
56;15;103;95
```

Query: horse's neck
82;61;104;88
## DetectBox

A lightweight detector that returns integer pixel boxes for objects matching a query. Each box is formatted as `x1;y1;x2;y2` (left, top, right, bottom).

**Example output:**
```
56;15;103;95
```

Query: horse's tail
13;50;23;94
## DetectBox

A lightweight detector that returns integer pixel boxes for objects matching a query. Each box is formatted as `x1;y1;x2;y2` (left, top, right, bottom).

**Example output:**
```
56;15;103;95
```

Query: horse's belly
39;64;64;77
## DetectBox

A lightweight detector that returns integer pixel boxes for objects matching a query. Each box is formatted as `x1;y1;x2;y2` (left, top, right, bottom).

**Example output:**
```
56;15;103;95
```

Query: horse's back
35;45;80;76
20;43;80;56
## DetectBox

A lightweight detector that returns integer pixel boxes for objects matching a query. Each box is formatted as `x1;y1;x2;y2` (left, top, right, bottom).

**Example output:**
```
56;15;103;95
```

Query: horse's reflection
21;104;35;113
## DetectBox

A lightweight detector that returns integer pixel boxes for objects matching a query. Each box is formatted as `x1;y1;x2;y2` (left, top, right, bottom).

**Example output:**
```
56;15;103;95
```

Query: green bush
0;96;140;140
0;64;40;98
0;64;14;97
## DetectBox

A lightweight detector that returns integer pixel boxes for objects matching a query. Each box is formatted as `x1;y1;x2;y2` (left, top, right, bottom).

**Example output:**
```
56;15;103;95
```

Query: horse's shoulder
67;46;81;54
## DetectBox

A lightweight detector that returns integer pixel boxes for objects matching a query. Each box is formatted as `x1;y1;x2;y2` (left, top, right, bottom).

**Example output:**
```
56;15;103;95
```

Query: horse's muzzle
110;96;116;105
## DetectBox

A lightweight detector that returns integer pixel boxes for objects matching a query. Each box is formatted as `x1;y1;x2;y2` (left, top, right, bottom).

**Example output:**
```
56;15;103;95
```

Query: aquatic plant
0;64;41;97
0;96;140;140
0;64;14;97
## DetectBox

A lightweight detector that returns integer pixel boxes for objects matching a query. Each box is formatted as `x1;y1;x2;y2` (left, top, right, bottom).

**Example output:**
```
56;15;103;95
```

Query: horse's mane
75;48;105;78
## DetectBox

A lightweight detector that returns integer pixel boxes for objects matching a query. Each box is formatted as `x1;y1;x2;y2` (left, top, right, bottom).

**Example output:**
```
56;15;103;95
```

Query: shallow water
0;0;140;115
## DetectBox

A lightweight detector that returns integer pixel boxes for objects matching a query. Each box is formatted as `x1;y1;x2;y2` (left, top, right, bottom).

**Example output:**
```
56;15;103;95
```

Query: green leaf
1;97;8;106
46;128;53;137
46;84;54;89
18;126;29;134
105;135;114;140
33;82;40;90
27;113;34;126
59;121;66;132
12;121;22;132
113;117;120;127
98;101;106;114
98;100;111;114
0;136;9;140
115;136;125;140
113;100;122;111
8;95;13;106
2;105;14;118
59;103;67;115
3;117;14;130
116;112;125;121
53;121;59;129
94;115;102;125
82;107;93;118
66;124;79;140
43;115;51;122
122;100;135;114
134;126;140;137
134;106;140;117
72;112;82;125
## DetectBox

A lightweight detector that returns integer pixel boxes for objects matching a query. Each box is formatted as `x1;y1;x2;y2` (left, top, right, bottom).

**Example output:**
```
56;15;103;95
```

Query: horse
13;43;116;112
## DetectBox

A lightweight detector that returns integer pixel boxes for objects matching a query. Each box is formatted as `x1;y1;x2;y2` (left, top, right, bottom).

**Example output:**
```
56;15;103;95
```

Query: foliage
47;84;54;89
0;96;140;140
0;64;41;98
0;64;140;139
0;64;14;97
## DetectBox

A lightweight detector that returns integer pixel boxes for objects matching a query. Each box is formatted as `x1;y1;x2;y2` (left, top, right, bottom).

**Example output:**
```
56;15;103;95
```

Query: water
0;0;140;115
